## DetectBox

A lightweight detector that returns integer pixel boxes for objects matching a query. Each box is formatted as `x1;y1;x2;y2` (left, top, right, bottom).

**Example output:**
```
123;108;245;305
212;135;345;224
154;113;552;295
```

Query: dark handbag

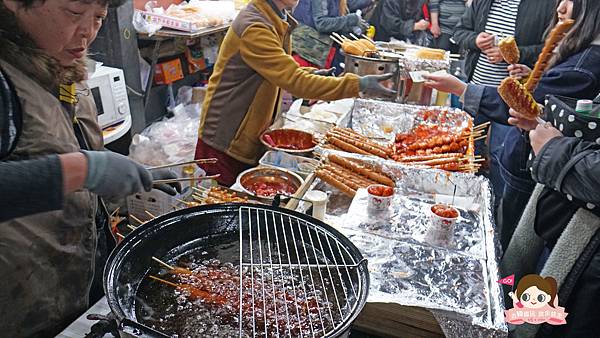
543;94;600;142
528;94;600;167
291;24;333;68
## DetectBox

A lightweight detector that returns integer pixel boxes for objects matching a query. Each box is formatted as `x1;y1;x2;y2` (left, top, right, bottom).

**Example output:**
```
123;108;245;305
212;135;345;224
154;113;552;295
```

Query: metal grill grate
238;206;366;337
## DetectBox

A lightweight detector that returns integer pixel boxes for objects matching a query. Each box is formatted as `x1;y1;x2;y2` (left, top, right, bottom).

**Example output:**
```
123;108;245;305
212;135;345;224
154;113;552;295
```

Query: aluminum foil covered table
298;99;508;337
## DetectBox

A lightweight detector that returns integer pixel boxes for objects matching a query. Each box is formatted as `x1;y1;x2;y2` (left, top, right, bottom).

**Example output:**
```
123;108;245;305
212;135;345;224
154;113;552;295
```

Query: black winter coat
453;0;554;81
530;137;600;338
370;0;427;42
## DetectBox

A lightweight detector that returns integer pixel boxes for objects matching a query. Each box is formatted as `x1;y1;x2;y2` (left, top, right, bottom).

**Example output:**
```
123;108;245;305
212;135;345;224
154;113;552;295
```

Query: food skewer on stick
152;256;176;270
153;174;220;185
498;36;520;64
473;121;491;131
148;276;227;305
126;224;138;231
498;77;542;121
361;34;375;44
144;210;156;219
525;19;575;92
147;158;217;170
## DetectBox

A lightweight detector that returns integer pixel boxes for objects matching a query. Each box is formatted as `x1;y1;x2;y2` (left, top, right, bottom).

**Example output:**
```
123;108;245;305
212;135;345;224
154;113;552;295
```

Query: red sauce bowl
237;167;304;199
260;129;316;154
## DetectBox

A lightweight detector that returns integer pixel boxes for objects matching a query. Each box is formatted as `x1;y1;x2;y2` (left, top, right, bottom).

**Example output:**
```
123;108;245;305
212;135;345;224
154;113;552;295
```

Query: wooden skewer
349;33;360;40
126;224;138;231
192;186;209;193
176;198;189;205
152;256;175;270
329;35;344;45
473;121;491;130
110;207;120;218
149;275;179;287
116;232;125;240
130;214;145;225
473;135;488;142
145;210;156;219
471;158;486;163
147;158;218;170
361;34;375;44
332;32;349;41
153;174;220;185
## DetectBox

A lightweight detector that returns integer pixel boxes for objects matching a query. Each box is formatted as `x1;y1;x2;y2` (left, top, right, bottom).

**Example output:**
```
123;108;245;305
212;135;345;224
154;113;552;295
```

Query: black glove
150;168;182;196
359;73;397;96
82;150;152;201
311;67;336;76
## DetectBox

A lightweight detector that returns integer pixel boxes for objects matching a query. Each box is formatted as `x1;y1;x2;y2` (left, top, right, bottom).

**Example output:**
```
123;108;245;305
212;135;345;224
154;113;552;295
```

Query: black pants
432;33;459;53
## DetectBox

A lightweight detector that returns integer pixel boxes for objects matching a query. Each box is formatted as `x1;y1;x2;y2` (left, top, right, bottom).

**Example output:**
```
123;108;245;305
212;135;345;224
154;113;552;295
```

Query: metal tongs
148;158;220;185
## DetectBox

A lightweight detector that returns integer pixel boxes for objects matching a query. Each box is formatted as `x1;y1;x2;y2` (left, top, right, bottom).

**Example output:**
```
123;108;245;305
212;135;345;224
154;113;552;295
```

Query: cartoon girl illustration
504;274;568;325
509;274;557;309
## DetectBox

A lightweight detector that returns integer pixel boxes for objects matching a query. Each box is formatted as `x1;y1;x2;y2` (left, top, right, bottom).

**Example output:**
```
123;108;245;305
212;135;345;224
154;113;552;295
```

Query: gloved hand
82;150;152;201
311;67;336;76
150;168;182;196
359;73;396;96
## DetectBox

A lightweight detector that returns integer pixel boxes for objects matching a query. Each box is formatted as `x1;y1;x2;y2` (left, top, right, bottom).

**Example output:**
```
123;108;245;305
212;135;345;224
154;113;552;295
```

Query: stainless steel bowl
236;167;304;199
260;128;316;155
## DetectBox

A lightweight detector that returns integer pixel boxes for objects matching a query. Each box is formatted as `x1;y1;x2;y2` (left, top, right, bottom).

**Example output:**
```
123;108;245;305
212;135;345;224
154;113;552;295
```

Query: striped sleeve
471;0;520;86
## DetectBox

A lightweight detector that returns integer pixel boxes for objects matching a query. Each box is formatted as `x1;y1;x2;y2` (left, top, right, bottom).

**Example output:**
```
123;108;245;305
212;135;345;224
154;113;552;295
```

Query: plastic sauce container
305;190;328;221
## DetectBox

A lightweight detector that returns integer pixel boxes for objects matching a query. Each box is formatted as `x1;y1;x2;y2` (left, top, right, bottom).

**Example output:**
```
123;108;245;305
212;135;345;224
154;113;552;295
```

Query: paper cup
427;204;459;245
305;190;328;221
367;184;394;211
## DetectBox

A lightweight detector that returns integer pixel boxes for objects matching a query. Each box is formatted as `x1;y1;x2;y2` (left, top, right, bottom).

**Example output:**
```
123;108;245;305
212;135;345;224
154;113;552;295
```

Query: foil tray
349;99;471;142
297;151;507;336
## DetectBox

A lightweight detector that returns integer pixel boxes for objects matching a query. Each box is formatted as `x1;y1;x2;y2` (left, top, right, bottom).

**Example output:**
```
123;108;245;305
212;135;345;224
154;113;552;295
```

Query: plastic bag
408;30;433;47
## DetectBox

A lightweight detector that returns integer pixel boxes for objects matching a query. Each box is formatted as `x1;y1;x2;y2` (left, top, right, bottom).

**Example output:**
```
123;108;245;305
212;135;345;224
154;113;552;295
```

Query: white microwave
87;66;130;129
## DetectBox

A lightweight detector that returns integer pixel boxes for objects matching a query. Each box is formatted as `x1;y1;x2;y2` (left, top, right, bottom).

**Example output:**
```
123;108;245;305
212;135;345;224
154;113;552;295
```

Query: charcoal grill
104;203;369;337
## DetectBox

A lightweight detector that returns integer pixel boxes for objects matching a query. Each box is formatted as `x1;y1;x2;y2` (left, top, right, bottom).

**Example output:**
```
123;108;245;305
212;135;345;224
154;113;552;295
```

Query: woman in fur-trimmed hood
0;0;182;336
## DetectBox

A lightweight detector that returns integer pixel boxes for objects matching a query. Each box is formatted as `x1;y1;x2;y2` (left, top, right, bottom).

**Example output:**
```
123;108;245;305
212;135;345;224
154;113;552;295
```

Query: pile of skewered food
146;258;334;337
391;123;486;172
190;186;249;205
330;33;377;57
323;127;392;159
316;154;395;197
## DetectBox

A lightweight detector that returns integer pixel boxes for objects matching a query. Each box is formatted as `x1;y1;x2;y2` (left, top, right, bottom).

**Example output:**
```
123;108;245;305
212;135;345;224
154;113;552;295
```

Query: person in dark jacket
369;0;429;42
453;0;554;82
424;0;600;250
452;0;554;207
500;121;600;337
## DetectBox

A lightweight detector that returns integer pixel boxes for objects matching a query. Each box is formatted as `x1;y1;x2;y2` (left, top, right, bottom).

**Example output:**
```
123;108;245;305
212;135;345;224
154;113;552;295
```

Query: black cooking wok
104;203;369;337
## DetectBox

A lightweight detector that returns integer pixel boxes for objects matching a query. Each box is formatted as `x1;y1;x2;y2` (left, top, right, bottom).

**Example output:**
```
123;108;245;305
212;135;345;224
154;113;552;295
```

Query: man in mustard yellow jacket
195;0;392;185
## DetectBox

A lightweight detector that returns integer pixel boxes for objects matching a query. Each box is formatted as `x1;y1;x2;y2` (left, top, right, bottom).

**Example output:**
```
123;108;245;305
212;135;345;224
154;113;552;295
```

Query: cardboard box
154;58;184;85
127;189;177;224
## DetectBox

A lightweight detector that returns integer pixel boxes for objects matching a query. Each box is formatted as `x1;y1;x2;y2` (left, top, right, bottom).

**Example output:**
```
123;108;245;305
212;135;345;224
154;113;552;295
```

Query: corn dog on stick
525;19;575;92
498;36;520;64
499;77;541;119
